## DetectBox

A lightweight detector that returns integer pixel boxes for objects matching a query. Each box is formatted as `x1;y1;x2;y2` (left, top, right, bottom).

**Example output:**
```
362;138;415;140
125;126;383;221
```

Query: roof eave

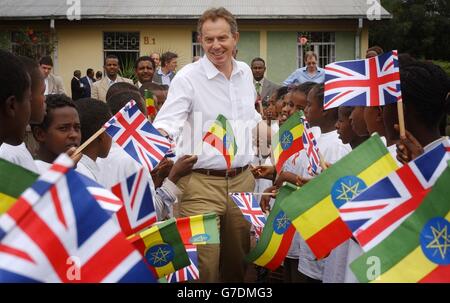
0;14;393;21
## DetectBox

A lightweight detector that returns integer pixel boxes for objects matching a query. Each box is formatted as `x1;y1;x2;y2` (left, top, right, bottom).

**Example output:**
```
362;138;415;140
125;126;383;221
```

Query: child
0;55;46;173
335;106;368;149
30;94;81;173
98;90;197;220
0;50;31;148
74;98;112;184
258;83;318;283
383;60;450;163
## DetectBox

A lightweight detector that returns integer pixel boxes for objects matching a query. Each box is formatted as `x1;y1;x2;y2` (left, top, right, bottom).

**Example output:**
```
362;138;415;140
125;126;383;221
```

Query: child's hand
251;165;275;179
155;158;174;180
394;124;424;164
168;155;198;184
67;147;82;164
296;176;311;186
260;186;277;212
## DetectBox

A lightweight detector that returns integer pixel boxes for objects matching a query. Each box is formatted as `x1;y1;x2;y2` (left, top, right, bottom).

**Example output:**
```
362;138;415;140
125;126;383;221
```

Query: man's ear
233;32;240;44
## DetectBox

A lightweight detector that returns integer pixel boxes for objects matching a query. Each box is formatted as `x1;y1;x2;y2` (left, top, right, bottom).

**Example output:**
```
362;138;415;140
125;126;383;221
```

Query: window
10;30;53;59
103;32;140;75
297;32;335;68
192;32;204;57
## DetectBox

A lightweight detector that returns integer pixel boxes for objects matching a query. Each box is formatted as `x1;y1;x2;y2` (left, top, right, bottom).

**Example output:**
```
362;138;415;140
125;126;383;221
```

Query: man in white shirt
153;7;261;282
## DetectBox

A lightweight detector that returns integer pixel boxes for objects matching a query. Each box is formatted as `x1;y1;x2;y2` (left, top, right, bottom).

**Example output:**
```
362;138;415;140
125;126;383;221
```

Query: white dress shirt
44;77;49;95
153;56;261;170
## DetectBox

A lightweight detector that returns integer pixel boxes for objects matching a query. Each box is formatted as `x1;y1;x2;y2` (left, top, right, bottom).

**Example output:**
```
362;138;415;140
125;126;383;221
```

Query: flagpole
228;192;276;196
397;99;406;139
318;151;327;171
72;127;106;159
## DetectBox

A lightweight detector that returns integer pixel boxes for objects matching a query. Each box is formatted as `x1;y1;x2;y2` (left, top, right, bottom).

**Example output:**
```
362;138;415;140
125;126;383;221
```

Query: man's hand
168;155;198;184
394;124;424;164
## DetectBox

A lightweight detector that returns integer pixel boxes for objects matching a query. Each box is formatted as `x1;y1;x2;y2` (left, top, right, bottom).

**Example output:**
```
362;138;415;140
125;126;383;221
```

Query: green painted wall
237;31;260;66
335;32;356;61
267;31;298;85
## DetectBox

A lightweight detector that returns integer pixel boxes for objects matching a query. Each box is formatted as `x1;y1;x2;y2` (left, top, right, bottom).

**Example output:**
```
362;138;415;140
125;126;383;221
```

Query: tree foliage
369;0;450;60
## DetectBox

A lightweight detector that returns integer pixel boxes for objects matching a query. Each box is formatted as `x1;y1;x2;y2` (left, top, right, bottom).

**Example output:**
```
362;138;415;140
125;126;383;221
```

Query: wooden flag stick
228;192;276;196
318;151;327;171
397;99;406;139
72;127;106;159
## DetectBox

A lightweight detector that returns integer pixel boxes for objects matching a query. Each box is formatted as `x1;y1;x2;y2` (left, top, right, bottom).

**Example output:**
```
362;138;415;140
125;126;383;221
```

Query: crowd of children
0;44;449;283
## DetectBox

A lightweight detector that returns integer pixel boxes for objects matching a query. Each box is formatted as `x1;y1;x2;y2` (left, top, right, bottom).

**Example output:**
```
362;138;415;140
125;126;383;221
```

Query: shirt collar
201;55;243;80
107;77;117;86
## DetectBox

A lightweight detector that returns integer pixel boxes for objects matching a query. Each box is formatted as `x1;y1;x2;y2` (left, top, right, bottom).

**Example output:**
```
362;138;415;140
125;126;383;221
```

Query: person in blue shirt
283;51;325;86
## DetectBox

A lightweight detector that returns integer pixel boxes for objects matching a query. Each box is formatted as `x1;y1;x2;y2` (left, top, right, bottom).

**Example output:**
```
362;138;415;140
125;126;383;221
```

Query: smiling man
153;7;261;282
135;56;156;88
91;54;133;102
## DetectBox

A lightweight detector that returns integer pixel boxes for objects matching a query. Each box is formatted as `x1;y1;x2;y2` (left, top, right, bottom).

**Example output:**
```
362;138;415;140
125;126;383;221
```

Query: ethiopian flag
272;111;305;172
144;89;156;116
128;218;190;278
245;183;297;270
202;114;237;169
0;159;38;214
176;212;220;245
280;134;398;259
351;163;450;283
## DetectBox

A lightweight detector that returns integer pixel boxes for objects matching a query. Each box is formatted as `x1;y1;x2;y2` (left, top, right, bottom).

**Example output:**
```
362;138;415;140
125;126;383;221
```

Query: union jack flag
0;154;157;282
338;139;450;251
104;100;171;172
111;167;157;236
166;245;199;283
301;116;322;176
324;50;401;110
230;192;266;238
78;174;123;216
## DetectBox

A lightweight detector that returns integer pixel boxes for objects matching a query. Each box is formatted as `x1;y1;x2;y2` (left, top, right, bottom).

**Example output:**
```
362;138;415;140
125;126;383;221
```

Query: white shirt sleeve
153;76;194;138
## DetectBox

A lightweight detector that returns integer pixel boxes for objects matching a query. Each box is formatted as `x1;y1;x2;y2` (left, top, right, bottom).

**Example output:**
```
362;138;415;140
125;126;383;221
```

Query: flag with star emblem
0;154;157;283
202;114;237;170
128;218;190;278
245;183;297;270
279;134;398;259
103;100;171;172
0;159;38;215
339;140;450;251
175;213;220;245
272;111;305;172
350;163;450;283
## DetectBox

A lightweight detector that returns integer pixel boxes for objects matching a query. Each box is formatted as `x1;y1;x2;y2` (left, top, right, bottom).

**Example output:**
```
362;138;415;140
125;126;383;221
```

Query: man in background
39;56;65;95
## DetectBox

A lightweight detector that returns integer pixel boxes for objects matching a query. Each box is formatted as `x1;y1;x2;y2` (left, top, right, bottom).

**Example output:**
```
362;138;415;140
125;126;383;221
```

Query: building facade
0;1;390;94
